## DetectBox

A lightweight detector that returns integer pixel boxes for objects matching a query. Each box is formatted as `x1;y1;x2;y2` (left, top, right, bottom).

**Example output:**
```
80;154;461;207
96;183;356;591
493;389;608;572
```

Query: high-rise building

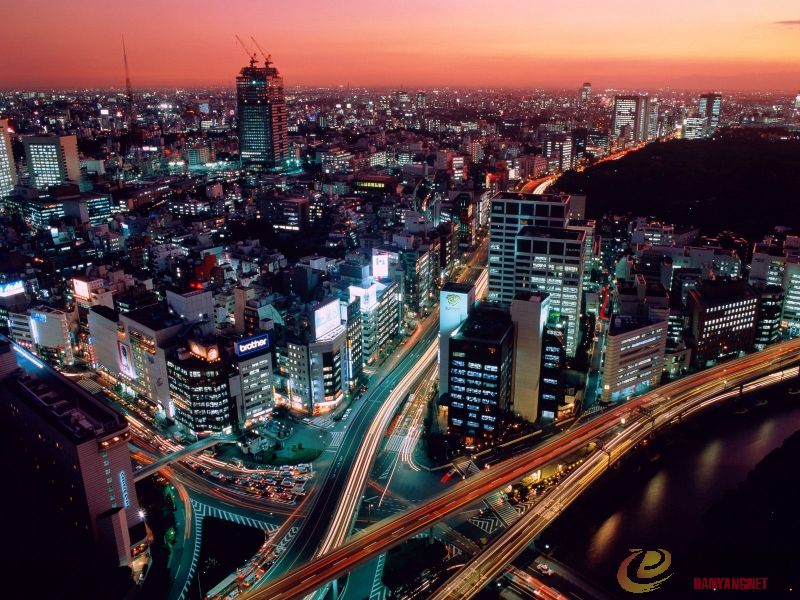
236;57;289;170
601;315;667;402
439;282;476;397
23;135;80;190
0;119;16;199
580;82;592;104
510;290;550;422
543;133;573;171
446;305;514;448
698;93;722;129
1;340;147;567
513;225;586;356
230;333;274;427
488;191;571;304
783;253;800;335
688;280;757;368
754;286;784;350
168;340;232;434
613;95;649;143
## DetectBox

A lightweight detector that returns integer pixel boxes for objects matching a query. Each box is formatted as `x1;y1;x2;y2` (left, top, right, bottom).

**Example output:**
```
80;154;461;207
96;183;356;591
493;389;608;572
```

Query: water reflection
587;512;622;567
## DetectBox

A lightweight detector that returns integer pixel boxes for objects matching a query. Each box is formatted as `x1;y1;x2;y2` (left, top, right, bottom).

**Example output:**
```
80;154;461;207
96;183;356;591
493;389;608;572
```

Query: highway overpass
244;337;800;600
133;435;230;482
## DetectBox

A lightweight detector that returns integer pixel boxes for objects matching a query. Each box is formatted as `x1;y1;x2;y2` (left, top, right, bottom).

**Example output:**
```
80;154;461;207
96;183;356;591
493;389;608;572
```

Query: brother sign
235;334;270;357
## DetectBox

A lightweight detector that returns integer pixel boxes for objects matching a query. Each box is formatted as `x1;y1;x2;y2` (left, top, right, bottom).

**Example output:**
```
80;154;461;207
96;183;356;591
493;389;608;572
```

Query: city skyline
1;0;799;90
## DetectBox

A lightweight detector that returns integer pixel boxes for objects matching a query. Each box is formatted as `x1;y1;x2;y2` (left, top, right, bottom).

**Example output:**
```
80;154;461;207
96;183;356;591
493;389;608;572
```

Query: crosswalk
192;499;280;532
487;492;521;526
309;416;335;429
453;459;481;477
469;514;503;535
327;430;344;450
385;433;405;452
178;502;206;600
369;554;387;600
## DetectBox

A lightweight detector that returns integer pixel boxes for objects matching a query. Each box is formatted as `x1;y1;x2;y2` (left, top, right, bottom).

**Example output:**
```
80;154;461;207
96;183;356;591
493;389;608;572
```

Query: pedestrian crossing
192;499;279;532
177;503;205;600
487;492;520;526
453;459;481;477
369;554;387;600
385;433;405;452
328;430;344;449
469;513;503;535
309;416;335;429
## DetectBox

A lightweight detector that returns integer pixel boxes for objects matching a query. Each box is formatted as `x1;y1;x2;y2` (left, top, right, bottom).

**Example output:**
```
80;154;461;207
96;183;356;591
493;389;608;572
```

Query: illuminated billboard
0;281;24;298
117;341;136;379
349;284;377;311
372;253;389;279
313;299;341;340
73;279;91;300
235;333;270;357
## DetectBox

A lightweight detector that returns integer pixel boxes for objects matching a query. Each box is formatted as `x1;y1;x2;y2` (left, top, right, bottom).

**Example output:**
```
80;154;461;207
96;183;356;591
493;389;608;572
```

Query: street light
620;417;626;425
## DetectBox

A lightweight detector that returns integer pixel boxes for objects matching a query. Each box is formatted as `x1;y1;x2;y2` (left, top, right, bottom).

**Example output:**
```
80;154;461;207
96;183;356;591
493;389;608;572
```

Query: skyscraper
22;135;80;190
236;56;289;170
613;95;649;142
487;191;571;304
0;119;16;199
698;92;722;129
580;82;592;104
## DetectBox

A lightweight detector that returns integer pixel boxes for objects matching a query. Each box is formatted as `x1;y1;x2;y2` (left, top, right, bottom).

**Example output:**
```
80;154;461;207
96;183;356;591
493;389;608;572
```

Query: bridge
244;337;800;600
133;434;231;482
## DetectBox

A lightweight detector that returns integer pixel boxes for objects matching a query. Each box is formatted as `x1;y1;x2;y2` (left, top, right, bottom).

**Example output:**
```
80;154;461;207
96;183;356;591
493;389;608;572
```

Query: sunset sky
2;0;799;90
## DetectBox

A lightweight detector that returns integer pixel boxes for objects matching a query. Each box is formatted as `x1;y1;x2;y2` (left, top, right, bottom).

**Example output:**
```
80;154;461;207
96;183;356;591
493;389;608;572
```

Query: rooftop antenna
235;35;258;67
249;36;272;67
122;35;136;129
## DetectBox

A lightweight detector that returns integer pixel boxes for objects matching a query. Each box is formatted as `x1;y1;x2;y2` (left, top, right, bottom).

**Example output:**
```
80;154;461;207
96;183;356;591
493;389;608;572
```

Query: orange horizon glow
1;0;799;91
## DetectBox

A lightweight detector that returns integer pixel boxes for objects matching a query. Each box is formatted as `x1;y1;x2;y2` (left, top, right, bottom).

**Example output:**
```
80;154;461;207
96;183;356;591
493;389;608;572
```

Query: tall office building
688;280;757;368
602;315;668;403
580;82;592;104
236;57;289;170
1;340;147;567
439;282;476;396
488;191;571;303
23;135;80;190
510;290;551;422
446;305;514;448
168;339;232;434
613;95;649;142
0;119;16;199
513;225;585;356
698;93;722;129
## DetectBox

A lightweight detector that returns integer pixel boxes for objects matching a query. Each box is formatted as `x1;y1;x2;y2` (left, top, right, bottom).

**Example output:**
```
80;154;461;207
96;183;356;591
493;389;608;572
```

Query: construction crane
249;36;272;67
235;35;258;67
122;35;136;129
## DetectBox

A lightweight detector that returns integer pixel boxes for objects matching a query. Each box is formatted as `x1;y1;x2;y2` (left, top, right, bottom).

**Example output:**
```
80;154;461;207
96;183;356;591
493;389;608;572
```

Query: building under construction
236;40;289;171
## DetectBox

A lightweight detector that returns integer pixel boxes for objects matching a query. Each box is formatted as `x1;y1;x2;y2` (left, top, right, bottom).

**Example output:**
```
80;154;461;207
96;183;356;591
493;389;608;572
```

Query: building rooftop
1;339;128;444
517;225;584;241
442;282;475;294
609;314;664;336
492;191;569;204
452;306;513;344
122;302;183;331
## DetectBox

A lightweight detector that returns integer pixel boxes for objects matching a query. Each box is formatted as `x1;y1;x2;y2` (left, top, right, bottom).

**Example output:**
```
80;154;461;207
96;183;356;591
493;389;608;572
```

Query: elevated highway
245;337;800;600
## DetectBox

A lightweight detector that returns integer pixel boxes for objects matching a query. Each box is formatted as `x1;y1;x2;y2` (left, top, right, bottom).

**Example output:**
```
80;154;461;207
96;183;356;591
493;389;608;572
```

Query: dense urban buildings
2;15;800;598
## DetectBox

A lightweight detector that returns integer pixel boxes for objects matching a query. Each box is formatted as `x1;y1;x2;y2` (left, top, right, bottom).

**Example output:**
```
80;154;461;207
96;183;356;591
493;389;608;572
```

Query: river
545;382;800;599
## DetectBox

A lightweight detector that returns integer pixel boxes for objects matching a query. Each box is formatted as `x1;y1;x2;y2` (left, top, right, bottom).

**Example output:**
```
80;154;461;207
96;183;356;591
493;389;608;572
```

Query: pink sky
1;0;799;90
